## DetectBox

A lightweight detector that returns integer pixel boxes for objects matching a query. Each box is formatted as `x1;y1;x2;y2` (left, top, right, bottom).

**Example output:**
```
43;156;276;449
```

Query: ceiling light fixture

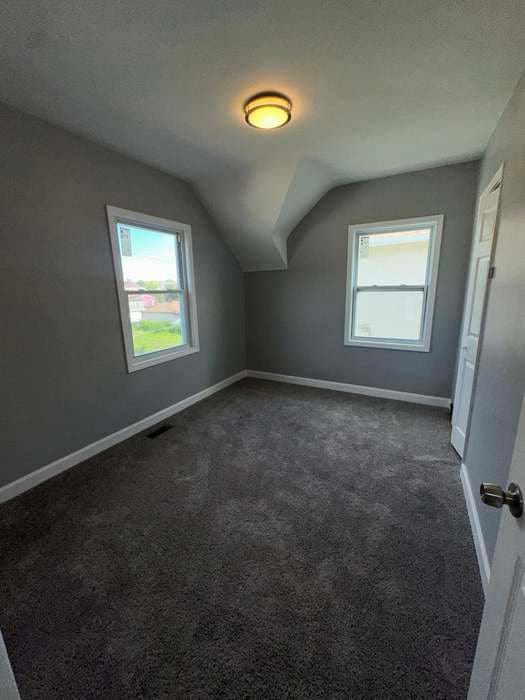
244;92;292;130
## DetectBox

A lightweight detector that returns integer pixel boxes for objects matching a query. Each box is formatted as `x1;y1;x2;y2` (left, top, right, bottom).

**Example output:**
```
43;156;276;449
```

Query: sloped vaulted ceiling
1;0;524;270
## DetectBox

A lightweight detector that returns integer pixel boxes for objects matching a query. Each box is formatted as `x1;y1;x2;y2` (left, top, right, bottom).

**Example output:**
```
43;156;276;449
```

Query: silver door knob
480;482;523;518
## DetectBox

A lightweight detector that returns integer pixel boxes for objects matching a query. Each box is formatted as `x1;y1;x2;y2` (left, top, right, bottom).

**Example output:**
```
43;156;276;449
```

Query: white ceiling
1;1;524;270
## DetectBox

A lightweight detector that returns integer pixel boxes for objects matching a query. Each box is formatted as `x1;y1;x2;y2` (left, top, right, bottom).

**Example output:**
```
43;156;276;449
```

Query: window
107;206;199;372
344;215;443;352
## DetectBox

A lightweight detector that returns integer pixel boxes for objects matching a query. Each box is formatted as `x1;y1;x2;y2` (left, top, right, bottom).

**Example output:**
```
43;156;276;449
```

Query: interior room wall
463;72;525;565
245;161;479;399
0;102;245;490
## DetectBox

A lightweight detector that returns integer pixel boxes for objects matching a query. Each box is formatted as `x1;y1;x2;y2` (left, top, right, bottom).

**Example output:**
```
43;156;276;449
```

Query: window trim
344;215;444;352
106;205;199;373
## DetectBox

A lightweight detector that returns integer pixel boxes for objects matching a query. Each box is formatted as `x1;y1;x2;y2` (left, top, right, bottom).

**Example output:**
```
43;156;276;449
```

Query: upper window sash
120;234;186;295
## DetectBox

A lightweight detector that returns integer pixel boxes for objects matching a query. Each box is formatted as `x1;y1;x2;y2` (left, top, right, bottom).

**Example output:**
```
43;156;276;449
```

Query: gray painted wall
246;161;479;398
464;73;525;563
0;102;245;489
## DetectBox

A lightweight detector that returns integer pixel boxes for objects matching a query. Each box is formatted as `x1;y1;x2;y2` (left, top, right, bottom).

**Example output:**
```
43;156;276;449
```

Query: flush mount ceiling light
244;92;292;129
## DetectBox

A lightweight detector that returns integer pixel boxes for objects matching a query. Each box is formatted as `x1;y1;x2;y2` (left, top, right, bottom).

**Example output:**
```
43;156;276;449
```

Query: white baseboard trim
460;462;490;595
247;370;451;408
0;370;248;505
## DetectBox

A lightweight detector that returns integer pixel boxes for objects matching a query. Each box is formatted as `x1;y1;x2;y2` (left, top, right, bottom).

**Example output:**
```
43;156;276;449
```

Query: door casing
451;164;504;457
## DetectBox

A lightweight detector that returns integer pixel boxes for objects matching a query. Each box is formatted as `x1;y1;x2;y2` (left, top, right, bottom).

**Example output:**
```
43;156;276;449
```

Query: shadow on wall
463;70;525;567
246;160;480;400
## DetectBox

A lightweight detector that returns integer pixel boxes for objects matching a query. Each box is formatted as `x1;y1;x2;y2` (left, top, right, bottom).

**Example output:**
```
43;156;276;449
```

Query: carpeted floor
1;378;483;699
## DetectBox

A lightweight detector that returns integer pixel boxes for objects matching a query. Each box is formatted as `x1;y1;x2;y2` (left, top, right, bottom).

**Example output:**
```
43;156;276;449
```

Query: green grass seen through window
132;321;183;356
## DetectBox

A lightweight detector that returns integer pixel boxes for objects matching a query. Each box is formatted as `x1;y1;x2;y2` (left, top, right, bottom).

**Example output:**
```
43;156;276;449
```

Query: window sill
344;339;430;352
127;345;199;373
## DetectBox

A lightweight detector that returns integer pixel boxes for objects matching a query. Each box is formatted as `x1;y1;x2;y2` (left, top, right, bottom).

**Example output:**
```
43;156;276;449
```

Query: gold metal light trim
244;92;292;129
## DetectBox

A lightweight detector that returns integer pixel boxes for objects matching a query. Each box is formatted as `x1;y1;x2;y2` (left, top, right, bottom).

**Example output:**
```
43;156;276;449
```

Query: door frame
451;163;504;459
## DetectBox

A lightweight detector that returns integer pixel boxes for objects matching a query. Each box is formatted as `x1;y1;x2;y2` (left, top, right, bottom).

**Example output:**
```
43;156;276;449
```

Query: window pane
353;290;424;341
128;292;186;356
356;229;431;286
118;223;180;291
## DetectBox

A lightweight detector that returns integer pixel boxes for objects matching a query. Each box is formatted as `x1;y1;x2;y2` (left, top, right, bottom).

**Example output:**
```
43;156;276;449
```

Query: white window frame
344;215;444;352
106;205;199;373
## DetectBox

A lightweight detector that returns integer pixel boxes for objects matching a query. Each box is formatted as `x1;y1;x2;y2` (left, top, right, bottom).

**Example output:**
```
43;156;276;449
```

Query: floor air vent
146;424;173;439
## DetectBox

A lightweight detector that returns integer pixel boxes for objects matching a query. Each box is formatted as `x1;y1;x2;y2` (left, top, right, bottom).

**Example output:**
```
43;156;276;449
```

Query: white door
468;395;525;699
451;166;503;457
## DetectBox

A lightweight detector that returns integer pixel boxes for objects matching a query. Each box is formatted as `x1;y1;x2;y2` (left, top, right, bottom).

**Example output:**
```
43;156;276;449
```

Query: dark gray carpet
1;378;483;699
